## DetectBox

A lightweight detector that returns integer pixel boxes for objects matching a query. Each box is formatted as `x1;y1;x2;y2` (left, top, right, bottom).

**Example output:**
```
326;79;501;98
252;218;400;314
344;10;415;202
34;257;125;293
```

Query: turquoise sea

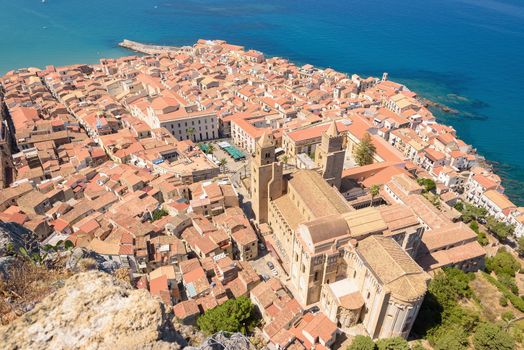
1;0;524;204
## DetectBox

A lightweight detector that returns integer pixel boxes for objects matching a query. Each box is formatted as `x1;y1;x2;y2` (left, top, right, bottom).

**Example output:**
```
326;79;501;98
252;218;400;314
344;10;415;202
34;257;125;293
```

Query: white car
271;268;278;276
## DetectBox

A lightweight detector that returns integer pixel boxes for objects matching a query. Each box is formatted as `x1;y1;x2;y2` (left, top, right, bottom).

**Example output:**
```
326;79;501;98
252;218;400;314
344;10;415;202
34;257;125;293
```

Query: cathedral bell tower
251;133;283;224
315;121;345;189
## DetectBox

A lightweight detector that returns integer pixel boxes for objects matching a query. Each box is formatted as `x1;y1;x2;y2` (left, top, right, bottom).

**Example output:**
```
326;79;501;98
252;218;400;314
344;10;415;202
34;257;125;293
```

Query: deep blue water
1;0;524;204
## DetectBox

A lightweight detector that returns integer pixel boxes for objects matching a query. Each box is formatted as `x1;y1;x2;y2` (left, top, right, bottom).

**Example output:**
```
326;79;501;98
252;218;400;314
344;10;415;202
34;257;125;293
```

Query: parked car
306;306;320;314
271;269;278;276
261;274;270;282
266;261;275;269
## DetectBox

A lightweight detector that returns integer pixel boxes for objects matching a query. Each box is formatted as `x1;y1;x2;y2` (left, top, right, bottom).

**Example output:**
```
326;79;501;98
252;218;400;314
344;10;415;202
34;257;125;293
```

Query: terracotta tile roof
357;236;429;302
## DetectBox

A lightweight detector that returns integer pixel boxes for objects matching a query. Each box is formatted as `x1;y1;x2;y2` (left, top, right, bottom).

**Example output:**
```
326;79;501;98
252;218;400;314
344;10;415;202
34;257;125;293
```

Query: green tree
443;306;479;333
152;208;168;221
470;221;489;246
473;323;514;350
485;248;521;277
486;216;514;241
207;144;216;154
470;220;480;233
219;158;227;173
187;127;195;141
348;335;375;350
197;296;258;335
502;311;515;323
375;337;409;350
417;178;436;193
353;133;376;166
413;268;475;338
454;201;464;212
369;184;380;207
432;327;469;350
518;236;524;256
460;204;487;223
429;268;474;308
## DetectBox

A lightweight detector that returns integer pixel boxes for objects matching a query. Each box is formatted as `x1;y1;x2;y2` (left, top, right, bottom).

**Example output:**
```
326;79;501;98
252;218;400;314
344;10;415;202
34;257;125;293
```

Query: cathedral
250;126;430;339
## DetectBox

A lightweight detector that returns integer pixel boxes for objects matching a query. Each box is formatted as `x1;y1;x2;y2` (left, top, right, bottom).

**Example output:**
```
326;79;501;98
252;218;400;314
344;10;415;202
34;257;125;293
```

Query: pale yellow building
250;135;429;340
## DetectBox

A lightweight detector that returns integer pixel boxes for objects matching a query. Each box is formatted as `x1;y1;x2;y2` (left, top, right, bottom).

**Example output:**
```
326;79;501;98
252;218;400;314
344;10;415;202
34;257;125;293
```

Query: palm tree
207;144;215;154
369;184;380;207
187;127;195;141
281;155;289;169
219;158;227;173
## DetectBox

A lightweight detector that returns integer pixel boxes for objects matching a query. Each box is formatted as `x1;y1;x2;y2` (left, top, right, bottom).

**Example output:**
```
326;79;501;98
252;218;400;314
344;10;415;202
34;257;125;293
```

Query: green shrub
375;337;409;350
473;323;514;350
498;273;519;295
196;296;258;335
485;248;521;277
348;335;375;350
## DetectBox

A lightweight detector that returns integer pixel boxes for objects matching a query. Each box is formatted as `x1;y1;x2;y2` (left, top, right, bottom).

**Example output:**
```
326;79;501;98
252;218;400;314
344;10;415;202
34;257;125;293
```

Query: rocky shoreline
417;96;459;114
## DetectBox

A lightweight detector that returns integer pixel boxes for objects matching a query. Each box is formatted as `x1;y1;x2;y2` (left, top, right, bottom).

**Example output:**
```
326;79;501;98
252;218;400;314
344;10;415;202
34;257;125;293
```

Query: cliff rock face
0;271;181;350
0;221;37;255
0;222;37;277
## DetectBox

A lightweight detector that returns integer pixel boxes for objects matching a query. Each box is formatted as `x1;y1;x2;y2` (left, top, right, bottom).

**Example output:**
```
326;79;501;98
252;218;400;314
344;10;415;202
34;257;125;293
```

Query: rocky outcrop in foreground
0;271;182;350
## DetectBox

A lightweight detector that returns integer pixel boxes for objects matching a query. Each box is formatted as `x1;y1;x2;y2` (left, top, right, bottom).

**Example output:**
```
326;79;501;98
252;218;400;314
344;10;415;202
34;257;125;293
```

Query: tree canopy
431;327;469;350
485;216;514;240
417;178;436;193
485;248;521;277
196;296;258;335
518;236;524;256
375;337;409;350
347;335;376;350
458;203;487;223
151;208;168;221
429;268;475;308
353;133;376;166
473;323;515;350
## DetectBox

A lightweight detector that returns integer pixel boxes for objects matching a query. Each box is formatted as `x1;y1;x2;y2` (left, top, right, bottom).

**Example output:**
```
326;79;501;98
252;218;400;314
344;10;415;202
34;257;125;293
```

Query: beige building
321;236;429;339
250;135;429;340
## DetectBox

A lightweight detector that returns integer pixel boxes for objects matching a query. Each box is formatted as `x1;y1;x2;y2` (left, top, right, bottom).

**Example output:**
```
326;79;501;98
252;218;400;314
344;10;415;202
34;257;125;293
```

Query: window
314;271;319;281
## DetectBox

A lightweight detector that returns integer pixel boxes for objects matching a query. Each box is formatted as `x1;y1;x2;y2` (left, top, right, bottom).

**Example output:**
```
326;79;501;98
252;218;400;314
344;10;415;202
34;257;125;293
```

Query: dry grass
468;272;524;322
77;258;97;272
0;259;71;325
114;268;131;284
